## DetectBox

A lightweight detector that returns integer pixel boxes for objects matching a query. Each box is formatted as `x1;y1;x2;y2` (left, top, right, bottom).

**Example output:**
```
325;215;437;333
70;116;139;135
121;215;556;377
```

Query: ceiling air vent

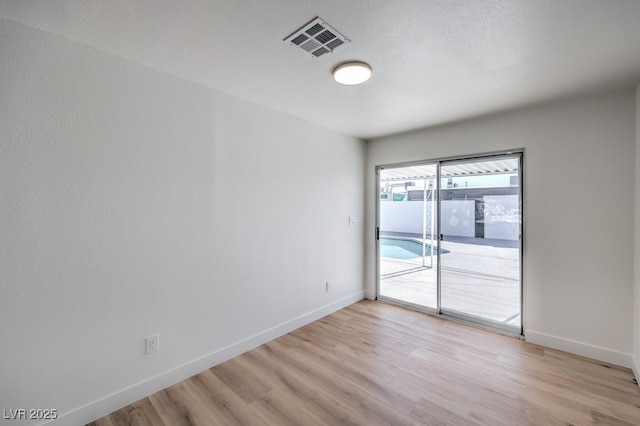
284;17;350;59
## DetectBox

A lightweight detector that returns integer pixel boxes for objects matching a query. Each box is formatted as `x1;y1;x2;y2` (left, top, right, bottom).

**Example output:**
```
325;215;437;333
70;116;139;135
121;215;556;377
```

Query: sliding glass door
378;163;438;310
377;153;522;334
439;155;521;331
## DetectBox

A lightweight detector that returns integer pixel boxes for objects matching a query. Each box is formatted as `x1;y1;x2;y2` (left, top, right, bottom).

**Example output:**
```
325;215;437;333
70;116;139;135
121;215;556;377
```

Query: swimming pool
379;238;448;260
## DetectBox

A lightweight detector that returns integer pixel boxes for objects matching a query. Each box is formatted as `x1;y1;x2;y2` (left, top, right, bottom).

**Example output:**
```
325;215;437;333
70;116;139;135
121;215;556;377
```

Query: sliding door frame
375;160;439;314
375;149;524;336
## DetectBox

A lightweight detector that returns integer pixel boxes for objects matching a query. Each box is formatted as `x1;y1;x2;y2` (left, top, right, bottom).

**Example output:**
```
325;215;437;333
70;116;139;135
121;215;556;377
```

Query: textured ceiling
1;0;640;139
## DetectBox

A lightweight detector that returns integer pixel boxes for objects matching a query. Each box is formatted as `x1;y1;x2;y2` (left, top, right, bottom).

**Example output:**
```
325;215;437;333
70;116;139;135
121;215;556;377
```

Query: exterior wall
380;195;519;241
380;200;432;235
484;195;520;240
441;200;476;237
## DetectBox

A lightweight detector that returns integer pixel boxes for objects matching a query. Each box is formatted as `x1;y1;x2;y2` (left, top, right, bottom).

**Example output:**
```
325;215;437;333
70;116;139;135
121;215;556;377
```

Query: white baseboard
364;289;376;300
48;291;365;426
525;330;632;368
632;356;640;388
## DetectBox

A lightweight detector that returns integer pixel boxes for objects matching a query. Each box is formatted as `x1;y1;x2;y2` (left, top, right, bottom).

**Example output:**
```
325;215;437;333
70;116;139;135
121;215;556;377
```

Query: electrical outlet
349;216;357;226
146;334;159;355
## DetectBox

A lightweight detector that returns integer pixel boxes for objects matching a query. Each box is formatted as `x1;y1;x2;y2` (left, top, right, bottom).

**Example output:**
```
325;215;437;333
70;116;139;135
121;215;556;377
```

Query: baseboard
47;291;365;426
632;356;640;388
364;289;376;300
525;330;632;368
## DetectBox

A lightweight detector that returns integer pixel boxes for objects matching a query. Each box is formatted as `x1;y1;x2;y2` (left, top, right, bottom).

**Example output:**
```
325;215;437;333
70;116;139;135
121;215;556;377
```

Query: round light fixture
332;61;372;85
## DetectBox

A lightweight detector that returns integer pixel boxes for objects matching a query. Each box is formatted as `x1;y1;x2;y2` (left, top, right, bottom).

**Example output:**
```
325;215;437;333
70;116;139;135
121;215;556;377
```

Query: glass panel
439;156;521;329
378;164;438;309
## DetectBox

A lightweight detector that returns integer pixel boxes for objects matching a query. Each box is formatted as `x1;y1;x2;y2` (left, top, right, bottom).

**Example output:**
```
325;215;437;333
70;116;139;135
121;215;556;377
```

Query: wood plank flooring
89;300;640;425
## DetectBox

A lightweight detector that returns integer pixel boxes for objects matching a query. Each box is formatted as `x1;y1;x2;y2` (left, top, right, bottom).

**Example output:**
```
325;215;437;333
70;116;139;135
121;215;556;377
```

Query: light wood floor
89;300;640;425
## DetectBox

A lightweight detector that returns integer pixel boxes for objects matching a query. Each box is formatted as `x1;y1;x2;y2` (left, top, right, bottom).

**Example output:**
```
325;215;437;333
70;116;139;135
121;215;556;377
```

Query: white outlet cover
146;334;159;354
349;216;357;226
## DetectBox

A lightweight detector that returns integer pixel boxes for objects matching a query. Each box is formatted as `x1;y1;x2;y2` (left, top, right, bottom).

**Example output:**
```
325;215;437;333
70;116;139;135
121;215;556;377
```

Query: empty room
2;1;640;425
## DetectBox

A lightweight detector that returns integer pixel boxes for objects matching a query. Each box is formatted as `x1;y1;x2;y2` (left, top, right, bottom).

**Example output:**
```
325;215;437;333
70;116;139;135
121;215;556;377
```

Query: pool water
380;238;448;260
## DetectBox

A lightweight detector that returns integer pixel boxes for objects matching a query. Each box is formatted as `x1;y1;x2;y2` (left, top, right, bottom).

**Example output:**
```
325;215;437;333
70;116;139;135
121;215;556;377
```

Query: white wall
484;195;520;240
380;197;519;240
441;200;476;238
0;18;365;425
366;90;636;366
380;199;478;238
634;84;640;380
380;201;432;235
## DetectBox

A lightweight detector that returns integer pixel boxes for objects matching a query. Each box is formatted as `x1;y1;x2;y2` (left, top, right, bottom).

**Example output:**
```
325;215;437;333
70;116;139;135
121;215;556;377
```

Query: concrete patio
379;235;521;328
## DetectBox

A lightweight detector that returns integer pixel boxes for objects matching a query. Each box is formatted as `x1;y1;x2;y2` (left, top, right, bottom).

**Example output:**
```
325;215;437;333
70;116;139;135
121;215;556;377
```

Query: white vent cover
283;17;350;59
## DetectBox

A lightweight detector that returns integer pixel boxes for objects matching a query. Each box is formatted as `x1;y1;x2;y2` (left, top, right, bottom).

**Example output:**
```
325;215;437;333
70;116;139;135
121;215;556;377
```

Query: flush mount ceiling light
332;61;372;85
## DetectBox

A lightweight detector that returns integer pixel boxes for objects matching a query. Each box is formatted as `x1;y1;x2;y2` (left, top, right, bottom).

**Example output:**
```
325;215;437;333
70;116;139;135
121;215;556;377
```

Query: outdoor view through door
377;153;522;333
